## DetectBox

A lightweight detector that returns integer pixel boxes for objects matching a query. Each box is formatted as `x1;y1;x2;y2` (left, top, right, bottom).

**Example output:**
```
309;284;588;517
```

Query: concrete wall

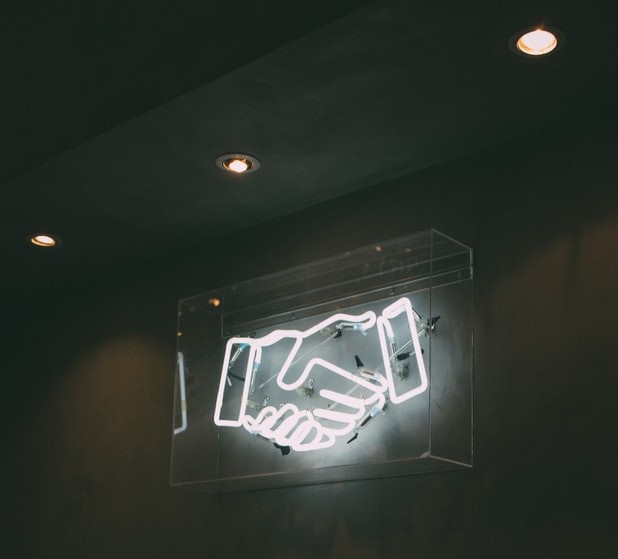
3;113;617;558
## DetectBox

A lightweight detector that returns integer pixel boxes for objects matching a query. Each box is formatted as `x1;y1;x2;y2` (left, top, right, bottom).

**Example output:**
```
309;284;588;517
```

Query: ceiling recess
215;154;261;174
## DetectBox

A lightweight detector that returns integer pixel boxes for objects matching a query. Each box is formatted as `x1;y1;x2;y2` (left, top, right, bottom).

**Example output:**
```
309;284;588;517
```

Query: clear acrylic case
171;229;473;492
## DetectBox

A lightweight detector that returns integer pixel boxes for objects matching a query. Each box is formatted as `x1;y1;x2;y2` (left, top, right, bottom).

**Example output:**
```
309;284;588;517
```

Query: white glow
252;310;376;392
377;297;428;404
243;404;336;451
173;352;188;435
214;338;259;427
213;297;429;451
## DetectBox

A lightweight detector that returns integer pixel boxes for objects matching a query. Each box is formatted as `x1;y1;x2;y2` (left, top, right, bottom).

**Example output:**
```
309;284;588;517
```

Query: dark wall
3;113;618;558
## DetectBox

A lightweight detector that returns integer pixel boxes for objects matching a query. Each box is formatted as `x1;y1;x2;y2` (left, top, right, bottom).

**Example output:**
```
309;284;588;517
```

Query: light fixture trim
27;233;61;248
215;153;261;175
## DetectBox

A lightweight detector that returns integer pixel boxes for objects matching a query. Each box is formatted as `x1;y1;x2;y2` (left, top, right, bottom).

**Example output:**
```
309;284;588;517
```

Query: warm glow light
208;297;221;308
226;159;249;173
516;29;558;56
29;234;58;247
215;153;260;174
213;297;429;452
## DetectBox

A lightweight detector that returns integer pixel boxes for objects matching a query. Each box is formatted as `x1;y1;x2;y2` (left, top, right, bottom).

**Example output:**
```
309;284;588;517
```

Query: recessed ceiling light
215;153;260;175
27;234;60;247
515;28;559;56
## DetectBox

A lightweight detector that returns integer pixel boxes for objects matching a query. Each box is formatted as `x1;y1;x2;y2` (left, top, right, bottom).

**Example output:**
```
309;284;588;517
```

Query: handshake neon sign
214;297;432;453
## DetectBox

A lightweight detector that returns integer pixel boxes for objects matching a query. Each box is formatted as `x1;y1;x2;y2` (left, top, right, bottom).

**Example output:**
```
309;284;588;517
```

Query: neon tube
214;311;377;427
213;297;429;451
377;297;428;404
173;352;188;435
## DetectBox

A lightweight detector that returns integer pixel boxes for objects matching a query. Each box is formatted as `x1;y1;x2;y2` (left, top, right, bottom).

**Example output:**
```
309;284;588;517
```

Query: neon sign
214;297;430;452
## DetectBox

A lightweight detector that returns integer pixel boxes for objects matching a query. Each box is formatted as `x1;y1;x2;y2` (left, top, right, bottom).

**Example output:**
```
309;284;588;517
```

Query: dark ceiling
2;0;617;286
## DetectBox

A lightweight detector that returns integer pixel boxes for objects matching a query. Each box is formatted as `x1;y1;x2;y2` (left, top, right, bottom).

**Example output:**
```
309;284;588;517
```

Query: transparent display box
171;229;473;492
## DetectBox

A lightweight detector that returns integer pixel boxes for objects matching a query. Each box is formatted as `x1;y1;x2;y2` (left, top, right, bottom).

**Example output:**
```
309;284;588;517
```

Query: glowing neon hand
214;310;387;452
242;357;388;451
